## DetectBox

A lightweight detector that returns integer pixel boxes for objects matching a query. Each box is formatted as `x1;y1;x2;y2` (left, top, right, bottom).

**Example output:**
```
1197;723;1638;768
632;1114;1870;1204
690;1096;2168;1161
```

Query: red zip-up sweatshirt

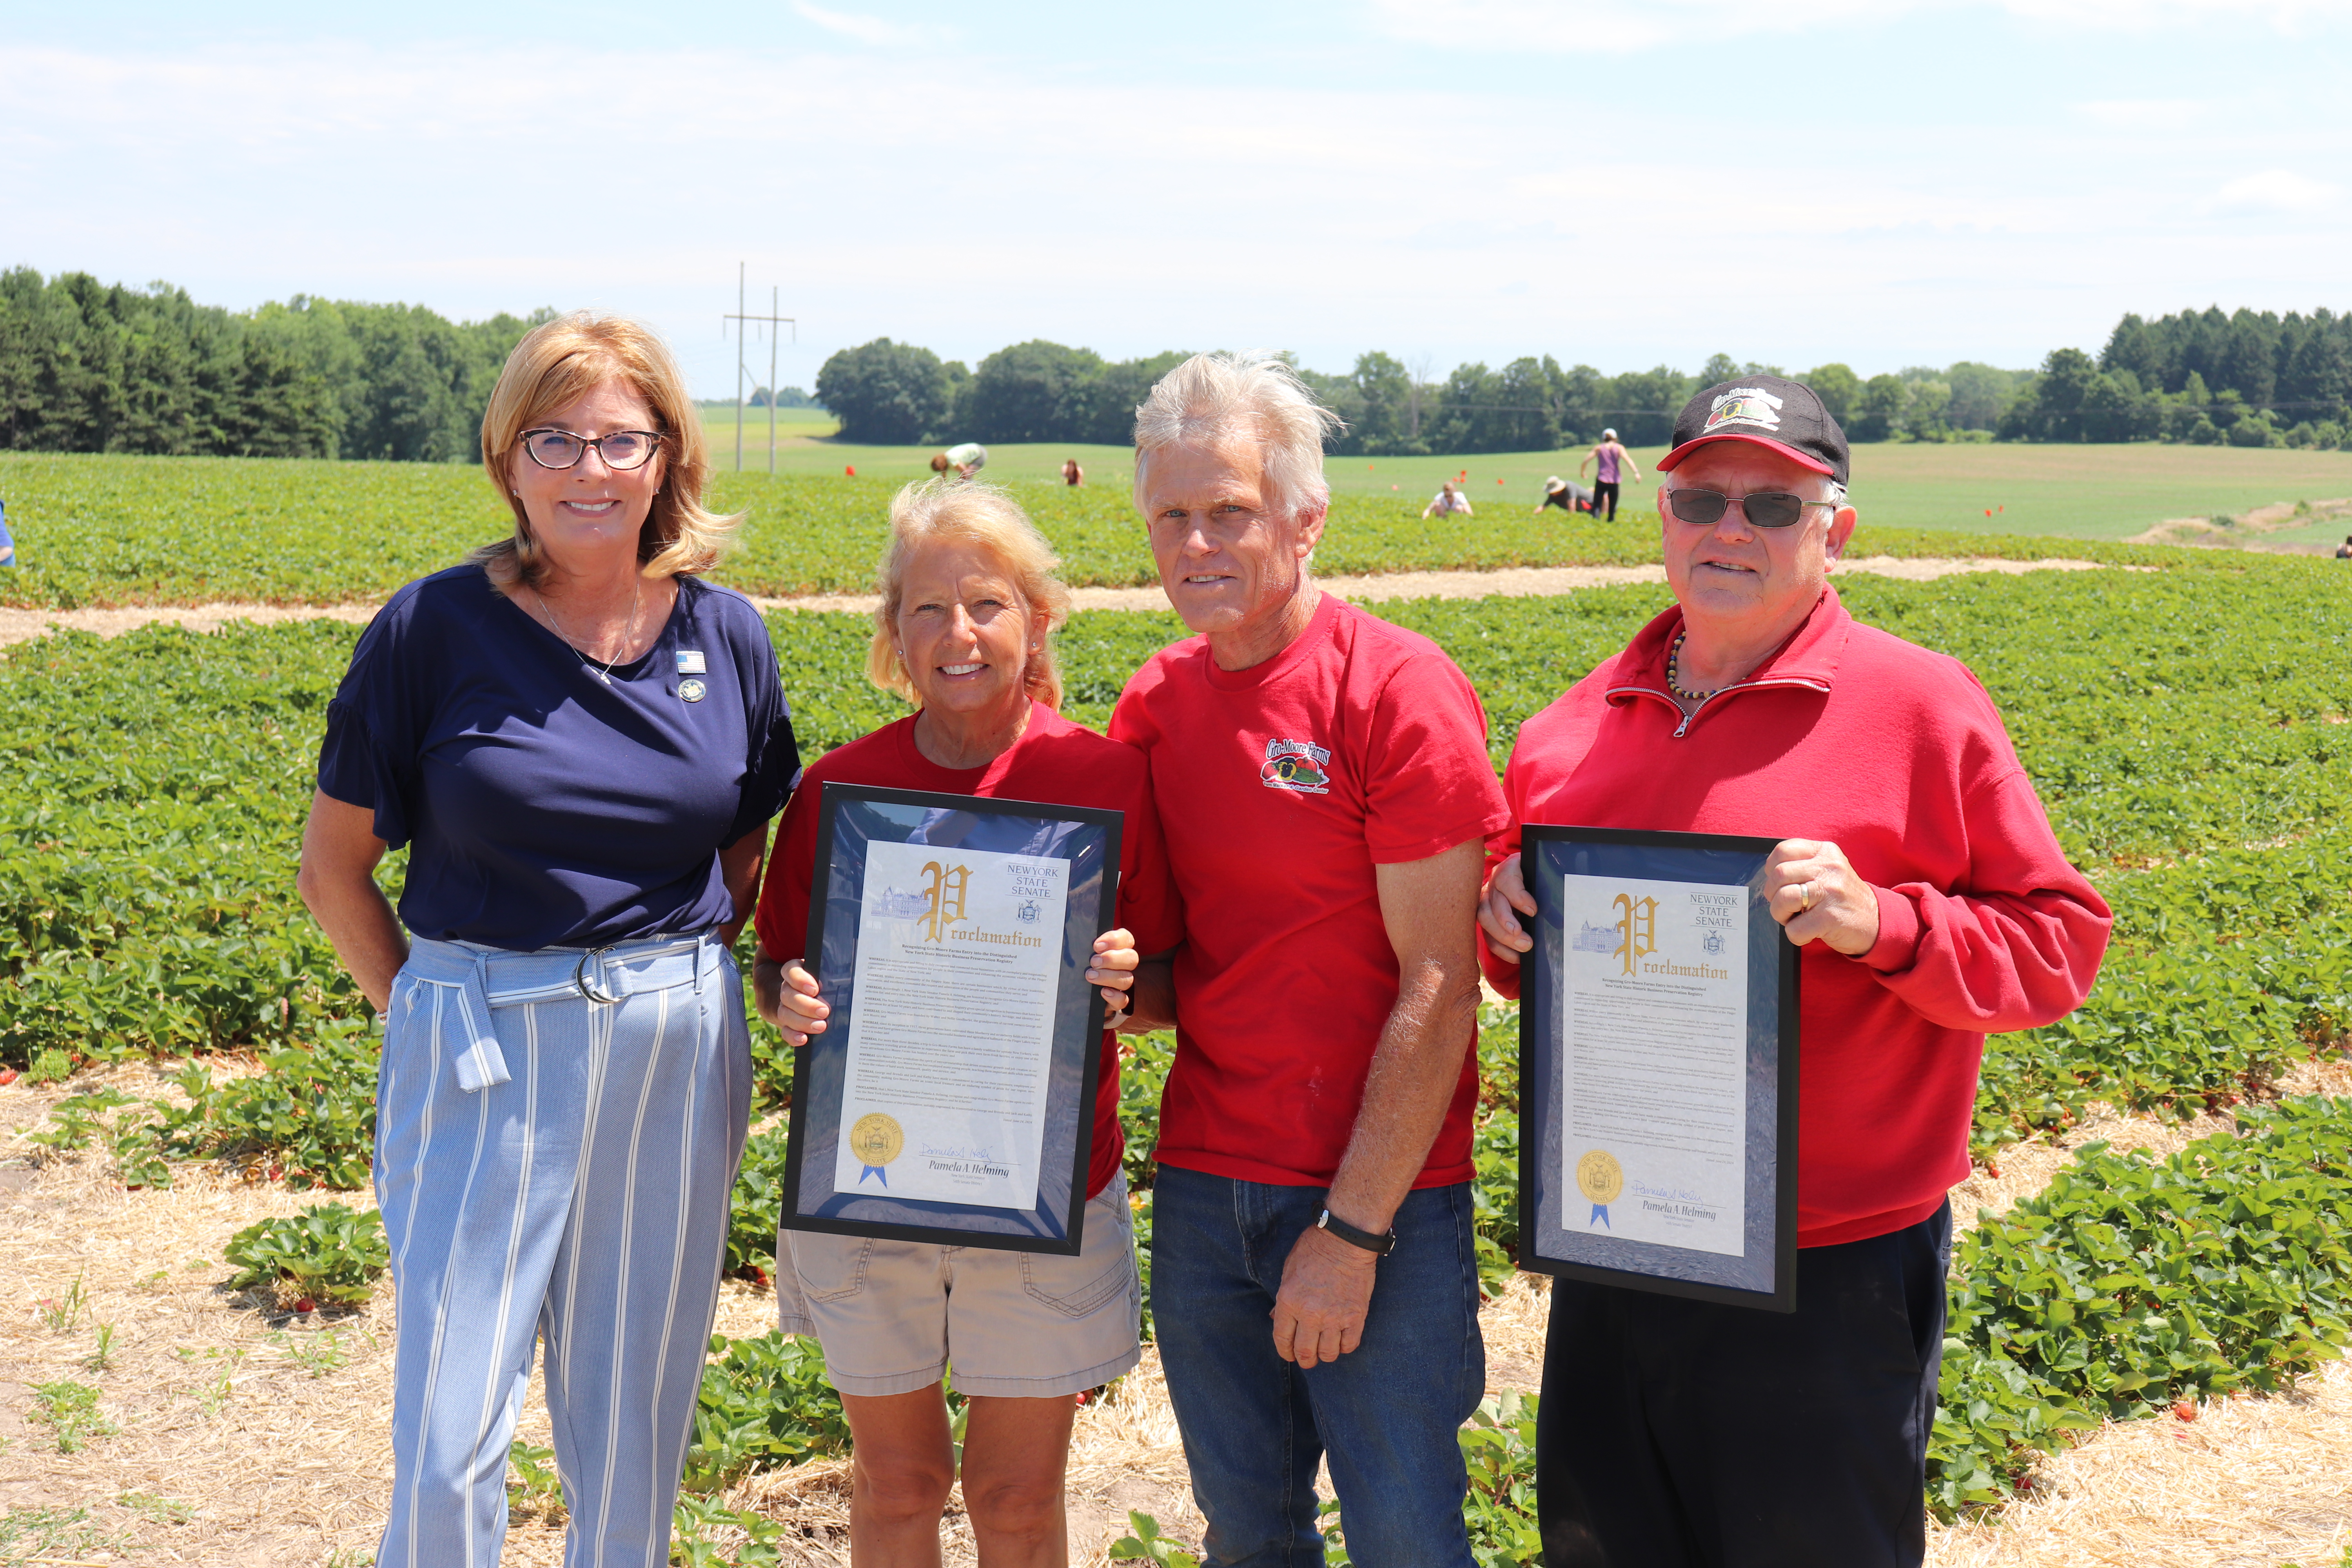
1483;586;2111;1247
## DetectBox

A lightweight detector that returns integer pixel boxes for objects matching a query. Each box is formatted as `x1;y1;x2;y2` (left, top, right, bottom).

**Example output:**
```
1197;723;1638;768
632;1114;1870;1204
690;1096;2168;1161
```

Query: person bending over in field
753;480;1179;1568
1421;478;1474;520
1109;352;1508;1568
1479;374;2111;1568
297;313;800;1567
1532;475;1594;516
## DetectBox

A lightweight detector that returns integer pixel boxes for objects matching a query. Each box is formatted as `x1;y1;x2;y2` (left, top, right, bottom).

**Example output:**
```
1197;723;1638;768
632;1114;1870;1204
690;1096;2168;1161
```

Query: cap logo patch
1704;387;1785;433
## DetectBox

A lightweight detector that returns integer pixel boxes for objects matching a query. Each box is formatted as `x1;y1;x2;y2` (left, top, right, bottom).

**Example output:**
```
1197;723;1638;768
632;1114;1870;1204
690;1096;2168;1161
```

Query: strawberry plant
162;1020;379;1187
679;1331;851;1493
1930;1095;2352;1515
221;1202;389;1310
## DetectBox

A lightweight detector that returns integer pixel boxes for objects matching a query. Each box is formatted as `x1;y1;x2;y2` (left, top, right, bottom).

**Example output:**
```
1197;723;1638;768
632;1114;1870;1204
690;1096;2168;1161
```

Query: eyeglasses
1663;488;1839;529
519;428;664;471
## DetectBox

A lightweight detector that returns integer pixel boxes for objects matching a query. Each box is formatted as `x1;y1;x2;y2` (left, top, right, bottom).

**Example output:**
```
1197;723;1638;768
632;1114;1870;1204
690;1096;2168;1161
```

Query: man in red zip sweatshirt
1478;374;2111;1568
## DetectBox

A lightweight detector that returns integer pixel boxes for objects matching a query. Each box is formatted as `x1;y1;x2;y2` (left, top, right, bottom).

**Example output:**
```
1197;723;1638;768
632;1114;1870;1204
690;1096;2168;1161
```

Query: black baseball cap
1657;374;1849;486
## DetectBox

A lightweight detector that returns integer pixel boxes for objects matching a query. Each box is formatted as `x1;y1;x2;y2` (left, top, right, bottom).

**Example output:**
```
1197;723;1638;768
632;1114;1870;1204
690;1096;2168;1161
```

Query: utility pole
723;263;796;474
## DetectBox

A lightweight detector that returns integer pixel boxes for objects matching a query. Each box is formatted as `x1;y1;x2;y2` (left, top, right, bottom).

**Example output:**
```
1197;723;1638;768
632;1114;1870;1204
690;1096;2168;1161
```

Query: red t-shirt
1109;593;1511;1189
753;704;1184;1200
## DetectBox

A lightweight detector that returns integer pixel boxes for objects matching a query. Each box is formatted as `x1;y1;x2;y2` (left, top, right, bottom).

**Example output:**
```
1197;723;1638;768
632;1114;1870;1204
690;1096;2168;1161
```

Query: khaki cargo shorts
776;1175;1143;1398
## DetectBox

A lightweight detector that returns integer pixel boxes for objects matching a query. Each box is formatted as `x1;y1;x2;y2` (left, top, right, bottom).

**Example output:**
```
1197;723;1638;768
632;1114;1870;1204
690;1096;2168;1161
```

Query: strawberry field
5;544;2352;1560
0;450;2165;610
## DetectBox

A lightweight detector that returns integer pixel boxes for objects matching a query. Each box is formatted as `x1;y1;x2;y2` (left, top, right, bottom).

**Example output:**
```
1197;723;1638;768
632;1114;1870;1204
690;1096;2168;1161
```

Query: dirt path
2127;495;2352;554
0;555;2129;649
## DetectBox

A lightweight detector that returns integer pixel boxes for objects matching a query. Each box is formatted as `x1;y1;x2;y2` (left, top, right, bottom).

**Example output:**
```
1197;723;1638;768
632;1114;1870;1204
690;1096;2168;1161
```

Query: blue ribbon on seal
1590;1203;1611;1229
859;1165;889;1187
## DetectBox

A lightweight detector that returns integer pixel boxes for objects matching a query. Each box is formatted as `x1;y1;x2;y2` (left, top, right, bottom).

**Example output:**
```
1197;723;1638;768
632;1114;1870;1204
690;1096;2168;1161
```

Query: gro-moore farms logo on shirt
1260;738;1332;794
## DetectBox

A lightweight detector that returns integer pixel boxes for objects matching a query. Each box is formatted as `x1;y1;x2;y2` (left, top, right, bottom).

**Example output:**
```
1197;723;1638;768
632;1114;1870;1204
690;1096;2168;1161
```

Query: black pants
1537;1202;1952;1568
1592;480;1621;519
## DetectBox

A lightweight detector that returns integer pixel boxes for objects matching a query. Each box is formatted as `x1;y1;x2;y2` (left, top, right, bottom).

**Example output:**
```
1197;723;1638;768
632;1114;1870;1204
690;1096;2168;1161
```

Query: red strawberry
294;1298;318;1314
0;1069;17;1086
747;1265;769;1288
2172;1401;2196;1422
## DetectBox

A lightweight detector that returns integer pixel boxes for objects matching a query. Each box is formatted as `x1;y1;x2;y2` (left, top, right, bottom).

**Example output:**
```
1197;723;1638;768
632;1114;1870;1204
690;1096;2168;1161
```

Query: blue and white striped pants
373;931;752;1568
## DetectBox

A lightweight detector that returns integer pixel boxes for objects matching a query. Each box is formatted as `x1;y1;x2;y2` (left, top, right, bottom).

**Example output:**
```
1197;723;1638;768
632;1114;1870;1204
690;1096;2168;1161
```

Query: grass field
670;422;2352;541
16;452;2213;610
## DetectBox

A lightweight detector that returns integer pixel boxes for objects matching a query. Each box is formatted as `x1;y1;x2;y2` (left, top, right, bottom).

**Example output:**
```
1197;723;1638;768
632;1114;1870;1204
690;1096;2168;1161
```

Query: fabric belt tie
402;931;724;1093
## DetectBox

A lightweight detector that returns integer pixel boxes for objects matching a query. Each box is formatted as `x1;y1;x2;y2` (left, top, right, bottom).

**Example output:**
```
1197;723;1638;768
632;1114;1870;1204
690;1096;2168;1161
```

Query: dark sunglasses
1663;488;1838;529
519;428;664;472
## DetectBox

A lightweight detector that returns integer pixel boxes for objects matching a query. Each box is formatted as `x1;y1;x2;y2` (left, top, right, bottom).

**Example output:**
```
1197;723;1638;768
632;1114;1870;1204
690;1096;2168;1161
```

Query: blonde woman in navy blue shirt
298;312;800;1568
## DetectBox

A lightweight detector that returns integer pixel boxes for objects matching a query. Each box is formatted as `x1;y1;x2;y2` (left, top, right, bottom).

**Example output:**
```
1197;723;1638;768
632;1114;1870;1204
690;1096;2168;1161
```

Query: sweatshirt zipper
1606;674;1833;739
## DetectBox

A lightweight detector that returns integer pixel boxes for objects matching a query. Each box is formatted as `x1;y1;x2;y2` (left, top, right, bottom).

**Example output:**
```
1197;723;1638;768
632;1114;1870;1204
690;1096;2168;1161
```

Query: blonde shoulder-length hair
469;312;739;588
866;479;1072;710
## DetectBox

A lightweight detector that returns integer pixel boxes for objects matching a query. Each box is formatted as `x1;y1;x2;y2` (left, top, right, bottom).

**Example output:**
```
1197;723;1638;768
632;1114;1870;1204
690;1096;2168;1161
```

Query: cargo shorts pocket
791;1234;875;1303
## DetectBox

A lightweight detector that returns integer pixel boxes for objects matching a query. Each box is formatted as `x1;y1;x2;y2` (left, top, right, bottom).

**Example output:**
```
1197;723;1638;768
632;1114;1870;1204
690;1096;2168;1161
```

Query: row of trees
1998;308;2352;448
7;269;2347;458
814;336;2040;454
0;269;547;460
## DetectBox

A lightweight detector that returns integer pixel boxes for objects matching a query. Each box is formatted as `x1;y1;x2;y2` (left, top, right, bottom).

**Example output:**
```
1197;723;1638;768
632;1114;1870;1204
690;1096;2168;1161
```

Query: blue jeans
1151;1168;1484;1568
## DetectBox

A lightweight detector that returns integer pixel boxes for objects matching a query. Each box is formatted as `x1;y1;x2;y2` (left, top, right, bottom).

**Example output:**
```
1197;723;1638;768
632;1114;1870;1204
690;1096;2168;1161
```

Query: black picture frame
777;782;1123;1256
1516;824;1801;1312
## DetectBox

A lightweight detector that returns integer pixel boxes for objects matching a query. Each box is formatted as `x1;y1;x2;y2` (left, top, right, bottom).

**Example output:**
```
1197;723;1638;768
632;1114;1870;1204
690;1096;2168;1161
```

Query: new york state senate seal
849;1112;905;1169
1575;1148;1624;1206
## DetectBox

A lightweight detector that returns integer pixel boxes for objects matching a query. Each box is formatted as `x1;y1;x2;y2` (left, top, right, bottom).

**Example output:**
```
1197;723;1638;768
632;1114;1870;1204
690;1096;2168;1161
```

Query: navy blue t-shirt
317;565;801;950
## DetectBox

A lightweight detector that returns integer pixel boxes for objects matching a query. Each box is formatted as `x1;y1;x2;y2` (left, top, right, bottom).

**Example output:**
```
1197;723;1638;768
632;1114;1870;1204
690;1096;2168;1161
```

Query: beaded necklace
1665;630;1720;704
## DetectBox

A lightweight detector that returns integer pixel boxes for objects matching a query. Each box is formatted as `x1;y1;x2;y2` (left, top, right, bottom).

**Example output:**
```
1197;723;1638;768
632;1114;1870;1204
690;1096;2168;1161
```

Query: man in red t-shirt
1480;375;2110;1566
1110;352;1509;1568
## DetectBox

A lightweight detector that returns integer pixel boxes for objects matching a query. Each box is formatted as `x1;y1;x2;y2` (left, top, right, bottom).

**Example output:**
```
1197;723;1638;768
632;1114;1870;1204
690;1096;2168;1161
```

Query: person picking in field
1478;374;2112;1567
1579;427;1638;520
751;480;1178;1568
1532;475;1594;516
1062;456;1085;486
926;441;987;480
1110;352;1507;1568
297;313;801;1567
1422;478;1475;519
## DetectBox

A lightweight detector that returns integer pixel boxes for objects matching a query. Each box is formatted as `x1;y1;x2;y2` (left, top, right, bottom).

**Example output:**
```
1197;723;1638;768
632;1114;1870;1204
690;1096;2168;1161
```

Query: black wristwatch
1316;1208;1397;1256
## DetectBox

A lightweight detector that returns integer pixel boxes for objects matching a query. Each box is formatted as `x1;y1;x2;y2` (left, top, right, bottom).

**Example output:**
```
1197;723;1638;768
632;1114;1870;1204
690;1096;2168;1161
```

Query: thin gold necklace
534;576;641;686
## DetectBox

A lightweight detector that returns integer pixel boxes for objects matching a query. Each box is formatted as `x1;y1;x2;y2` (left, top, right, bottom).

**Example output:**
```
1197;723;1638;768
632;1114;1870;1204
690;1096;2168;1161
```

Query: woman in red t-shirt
751;479;1181;1563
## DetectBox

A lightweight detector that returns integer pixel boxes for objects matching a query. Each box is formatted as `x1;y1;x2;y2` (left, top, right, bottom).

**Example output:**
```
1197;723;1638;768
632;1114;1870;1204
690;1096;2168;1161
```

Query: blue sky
5;0;2348;397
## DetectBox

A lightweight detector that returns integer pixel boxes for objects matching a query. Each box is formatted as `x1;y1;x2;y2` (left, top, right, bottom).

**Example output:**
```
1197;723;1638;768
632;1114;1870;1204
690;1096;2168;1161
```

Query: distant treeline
822;310;2352;454
2003;307;2352;448
7;268;2349;461
815;338;2032;454
0;269;547;461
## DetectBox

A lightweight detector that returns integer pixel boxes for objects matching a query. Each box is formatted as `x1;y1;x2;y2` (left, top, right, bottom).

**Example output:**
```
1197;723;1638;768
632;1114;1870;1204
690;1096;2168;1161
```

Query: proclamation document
1559;873;1749;1256
831;838;1069;1210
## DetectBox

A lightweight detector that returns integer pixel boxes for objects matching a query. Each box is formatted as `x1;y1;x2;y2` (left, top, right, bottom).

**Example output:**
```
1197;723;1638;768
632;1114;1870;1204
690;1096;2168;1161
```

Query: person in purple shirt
296;312;799;1568
1579;428;1641;521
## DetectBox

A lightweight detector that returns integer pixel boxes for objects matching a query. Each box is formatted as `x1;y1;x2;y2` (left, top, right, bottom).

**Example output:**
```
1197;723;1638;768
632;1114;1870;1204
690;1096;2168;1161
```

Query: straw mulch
5;1058;2348;1565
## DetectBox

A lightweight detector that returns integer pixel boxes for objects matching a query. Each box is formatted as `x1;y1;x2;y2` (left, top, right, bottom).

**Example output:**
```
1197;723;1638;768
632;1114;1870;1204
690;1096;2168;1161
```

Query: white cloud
1368;0;2352;52
789;2;942;48
2212;169;2342;212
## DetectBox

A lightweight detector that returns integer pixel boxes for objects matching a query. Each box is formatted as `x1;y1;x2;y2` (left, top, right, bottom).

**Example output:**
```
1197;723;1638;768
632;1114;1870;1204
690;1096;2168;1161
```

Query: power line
722;262;796;474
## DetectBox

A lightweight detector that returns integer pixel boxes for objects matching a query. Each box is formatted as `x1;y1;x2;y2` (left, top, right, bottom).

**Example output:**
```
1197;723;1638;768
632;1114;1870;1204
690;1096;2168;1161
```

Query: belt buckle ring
575;947;622;1005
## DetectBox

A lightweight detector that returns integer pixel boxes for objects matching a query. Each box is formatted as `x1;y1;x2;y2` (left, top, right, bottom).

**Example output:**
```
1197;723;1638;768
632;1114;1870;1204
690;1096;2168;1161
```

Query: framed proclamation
777;782;1123;1256
1516;825;1800;1311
